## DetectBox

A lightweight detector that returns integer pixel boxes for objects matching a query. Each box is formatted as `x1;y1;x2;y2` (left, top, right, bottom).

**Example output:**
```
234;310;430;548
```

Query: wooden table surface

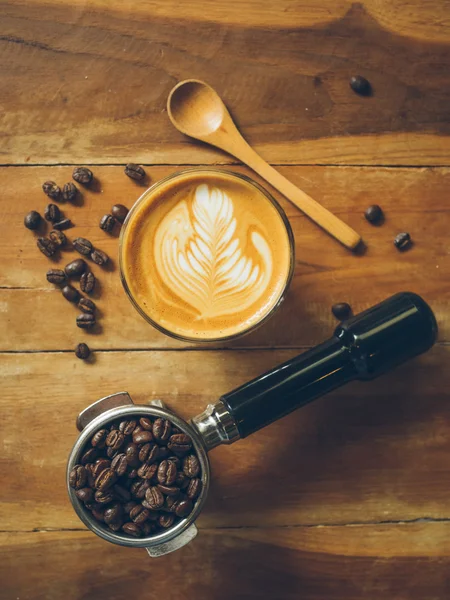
1;1;450;598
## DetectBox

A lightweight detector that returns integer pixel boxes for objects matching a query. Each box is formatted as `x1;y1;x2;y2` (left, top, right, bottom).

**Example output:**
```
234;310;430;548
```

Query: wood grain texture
1;2;450;165
2;525;450;600
1;347;448;531
1;165;449;350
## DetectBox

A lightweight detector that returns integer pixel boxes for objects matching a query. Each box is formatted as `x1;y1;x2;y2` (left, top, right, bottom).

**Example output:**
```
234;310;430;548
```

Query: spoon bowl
168;80;225;138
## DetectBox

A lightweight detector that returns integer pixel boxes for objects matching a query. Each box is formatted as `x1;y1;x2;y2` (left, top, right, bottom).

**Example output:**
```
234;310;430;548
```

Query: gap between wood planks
0;163;447;169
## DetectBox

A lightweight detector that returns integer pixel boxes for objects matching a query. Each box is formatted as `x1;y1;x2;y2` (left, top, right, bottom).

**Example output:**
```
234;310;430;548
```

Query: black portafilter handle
220;292;438;439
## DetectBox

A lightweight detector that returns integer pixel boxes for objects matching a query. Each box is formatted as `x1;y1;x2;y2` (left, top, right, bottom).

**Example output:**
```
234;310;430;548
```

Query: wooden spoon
167;79;361;250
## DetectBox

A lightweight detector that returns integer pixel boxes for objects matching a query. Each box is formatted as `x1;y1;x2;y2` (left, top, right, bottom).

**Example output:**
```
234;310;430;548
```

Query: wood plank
2;524;450;599
1;165;448;350
1;348;448;531
2;2;450;165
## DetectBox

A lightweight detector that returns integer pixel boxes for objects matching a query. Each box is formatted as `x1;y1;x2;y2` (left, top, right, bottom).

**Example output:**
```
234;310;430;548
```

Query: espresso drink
121;170;293;340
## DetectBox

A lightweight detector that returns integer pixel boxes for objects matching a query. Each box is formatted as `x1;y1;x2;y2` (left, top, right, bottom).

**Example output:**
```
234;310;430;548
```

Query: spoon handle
228;140;361;250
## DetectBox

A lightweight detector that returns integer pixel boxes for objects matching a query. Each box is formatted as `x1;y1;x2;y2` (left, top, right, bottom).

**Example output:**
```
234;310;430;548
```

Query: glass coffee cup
119;169;295;342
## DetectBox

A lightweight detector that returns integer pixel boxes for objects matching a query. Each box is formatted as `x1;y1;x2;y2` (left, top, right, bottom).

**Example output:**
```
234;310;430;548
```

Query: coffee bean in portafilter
112;204;129;223
124;163;146;181
69;415;202;538
73;167;93;185
24;210;42;230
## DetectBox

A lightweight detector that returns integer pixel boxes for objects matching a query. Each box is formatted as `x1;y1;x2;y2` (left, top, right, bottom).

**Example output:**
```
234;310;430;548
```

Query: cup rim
119;167;295;343
67;404;210;549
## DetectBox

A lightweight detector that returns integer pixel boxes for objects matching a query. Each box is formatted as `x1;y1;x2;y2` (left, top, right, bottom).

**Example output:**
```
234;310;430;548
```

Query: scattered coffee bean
349;75;371;96
62;285;80;303
46;269;67;284
394;232;412;251
122;522;142;537
73;167;93;185
90;249;109;266
78;297;96;314
73;237;93;256
183;454;200;478
44;203;61;223
145;486;164;510
331;302;352;321
92;458;110;477
80;271;96;294
186;478;202;500
158;460;177;486
133;429;153;445
124;163;146;181
75;342;91;360
42;181;61;200
119;420;137;435
62;182;78;202
100;214;116;233
76;488;95;504
49;229;67;247
112;204;129;223
76;313;96;329
24;210;42;230
53;218;72;230
364;204;384;224
69;465;87;490
168;433;192;455
111;454;128;477
173;498;193;518
37;237;57;257
139;417;153;431
65;258;87;278
153;418;172;443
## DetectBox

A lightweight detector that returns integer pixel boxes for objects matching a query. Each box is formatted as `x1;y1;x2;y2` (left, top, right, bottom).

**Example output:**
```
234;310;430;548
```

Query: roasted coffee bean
65;258;87;278
157;485;180;497
91;429;108;448
95;468;117;491
158;447;169;460
99;214;115;233
125;442;140;467
80;271;95;293
144;486;164;510
37;237;57;257
119;420;137;436
80;447;97;465
153;418;172;443
46;269;67;284
76;313;96;329
78;297;96;314
173;497;193;518
90;249;109;265
138;443;158;464
113;484;131;502
110;423;119;431
123;501;138;514
53;218;72;230
141;521;156;536
183;454;200;478
364;204;384;224
62;182;78;202
73;237;93;256
69;465;87;489
175;472;190;490
141;498;155;511
130;505;150;525
73;167;93;185
75;487;94;503
24;210;41;230
394;232;412;251
75;342;90;360
163;496;177;512
137;462;158;480
111;453;128;476
122;522;142;537
159;513;175;529
94;489;115;504
186;478;202;500
349;75;371;96
104;503;123;525
106;430;125;451
92;458;110;478
139;417;153;431
112;204;129;223
125;163;146;181
132;429;153;445
331;302;352;321
49;229;67;247
42;181;61;200
85;464;96;488
106;446;119;459
157;460;177;485
127;470;139;482
91;506;106;522
61;285;80;304
168;433;192;455
85;501;102;512
130;480;150;499
108;521;123;532
44;203;61;223
168;456;181;469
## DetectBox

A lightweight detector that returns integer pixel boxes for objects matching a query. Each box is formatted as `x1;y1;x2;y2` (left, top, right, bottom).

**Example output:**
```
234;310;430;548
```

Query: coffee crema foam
121;172;292;340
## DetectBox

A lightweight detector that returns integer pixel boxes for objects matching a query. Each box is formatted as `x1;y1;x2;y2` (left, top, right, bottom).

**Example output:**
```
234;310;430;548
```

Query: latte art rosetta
154;184;273;319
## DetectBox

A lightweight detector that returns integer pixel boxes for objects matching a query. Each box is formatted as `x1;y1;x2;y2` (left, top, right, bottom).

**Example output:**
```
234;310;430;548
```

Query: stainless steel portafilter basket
67;292;437;557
